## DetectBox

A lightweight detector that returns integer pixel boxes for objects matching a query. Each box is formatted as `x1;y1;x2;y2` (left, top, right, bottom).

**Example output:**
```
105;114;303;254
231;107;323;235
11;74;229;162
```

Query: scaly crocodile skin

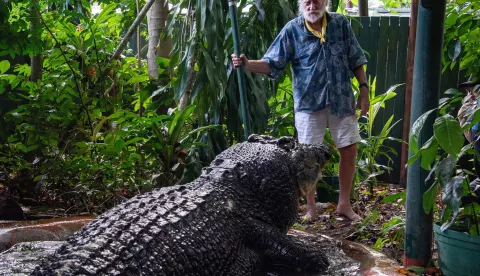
32;135;331;275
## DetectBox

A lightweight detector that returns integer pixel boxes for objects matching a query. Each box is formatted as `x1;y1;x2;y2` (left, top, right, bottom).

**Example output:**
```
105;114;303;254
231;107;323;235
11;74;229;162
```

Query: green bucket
316;176;339;204
433;222;480;276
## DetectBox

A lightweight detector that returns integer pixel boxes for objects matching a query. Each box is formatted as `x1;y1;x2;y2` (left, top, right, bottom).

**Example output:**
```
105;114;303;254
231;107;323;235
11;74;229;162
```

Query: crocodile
32;135;331;275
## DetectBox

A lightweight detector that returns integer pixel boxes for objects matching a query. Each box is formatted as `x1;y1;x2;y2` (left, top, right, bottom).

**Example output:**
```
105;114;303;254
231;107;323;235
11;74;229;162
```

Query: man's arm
353;65;369;117
232;54;271;75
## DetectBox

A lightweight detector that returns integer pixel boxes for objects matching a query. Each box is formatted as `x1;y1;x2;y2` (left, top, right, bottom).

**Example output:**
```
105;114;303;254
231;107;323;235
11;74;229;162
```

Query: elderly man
232;0;369;221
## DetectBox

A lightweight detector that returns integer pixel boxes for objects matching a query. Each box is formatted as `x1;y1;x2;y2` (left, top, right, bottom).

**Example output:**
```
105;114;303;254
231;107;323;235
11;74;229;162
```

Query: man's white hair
297;0;328;17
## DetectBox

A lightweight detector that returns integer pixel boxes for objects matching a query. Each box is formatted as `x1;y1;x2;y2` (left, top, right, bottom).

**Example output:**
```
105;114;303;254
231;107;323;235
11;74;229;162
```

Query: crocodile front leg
245;221;329;274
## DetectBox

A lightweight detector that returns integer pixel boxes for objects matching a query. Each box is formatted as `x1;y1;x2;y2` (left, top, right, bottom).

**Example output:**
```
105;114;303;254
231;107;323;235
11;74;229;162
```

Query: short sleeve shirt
261;13;367;117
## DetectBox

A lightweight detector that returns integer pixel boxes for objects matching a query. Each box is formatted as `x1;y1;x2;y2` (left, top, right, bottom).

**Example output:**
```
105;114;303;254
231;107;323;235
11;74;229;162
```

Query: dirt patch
296;185;406;264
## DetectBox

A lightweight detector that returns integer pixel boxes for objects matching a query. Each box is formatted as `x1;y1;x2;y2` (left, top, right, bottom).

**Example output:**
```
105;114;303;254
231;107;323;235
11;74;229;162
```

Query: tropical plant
0;1;216;213
408;87;480;235
378;0;411;9
443;0;480;81
353;77;403;194
166;0;299;145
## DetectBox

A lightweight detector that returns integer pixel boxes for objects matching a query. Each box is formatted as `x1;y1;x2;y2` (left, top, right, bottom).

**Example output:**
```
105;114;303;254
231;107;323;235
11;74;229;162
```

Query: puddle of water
0;216;93;253
0;216;94;229
0;241;64;275
0;218;401;276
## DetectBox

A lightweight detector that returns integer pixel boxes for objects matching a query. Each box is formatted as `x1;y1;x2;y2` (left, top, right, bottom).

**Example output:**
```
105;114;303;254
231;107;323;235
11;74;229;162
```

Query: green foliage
354;77;403;193
409;88;480;235
378;0;411;9
0;1;215;213
167;0;298;145
443;1;480;80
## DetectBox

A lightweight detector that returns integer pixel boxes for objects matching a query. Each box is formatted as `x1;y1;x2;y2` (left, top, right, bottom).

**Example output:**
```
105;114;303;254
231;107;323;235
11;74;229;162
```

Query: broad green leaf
125;137;144;146
128;153;142;163
407;266;426;275
444;88;459;95
114;139;125;153
27;145;39;152
0;60;10;74
421;137;438;170
445;10;458;27
16;143;28;153
383;190;406;203
127;75;149;84
442;175;464;209
409;109;436;154
156;57;170;68
440;176;465;231
433;115;464;158
441;205;452;223
92;3;117;32
458;20;472;37
423;182;438;214
108;111;126;119
436;155;456;189
92;116;108;142
180;125;219;144
448;39;462;62
169;105;195;144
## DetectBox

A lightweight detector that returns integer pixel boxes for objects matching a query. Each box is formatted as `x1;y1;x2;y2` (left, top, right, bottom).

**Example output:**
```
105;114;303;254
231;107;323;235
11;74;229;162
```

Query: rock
0;185;25;221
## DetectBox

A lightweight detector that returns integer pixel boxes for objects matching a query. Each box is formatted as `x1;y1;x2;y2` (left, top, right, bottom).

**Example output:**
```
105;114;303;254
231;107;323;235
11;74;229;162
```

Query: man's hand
231;54;249;70
356;86;369;117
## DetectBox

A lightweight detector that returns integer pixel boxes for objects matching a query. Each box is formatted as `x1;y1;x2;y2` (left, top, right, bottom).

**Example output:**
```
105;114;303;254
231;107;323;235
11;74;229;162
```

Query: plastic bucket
433;222;480;276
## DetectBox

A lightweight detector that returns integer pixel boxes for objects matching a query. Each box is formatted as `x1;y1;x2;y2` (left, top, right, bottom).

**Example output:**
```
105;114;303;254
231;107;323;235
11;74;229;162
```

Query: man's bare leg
337;143;361;221
304;186;317;221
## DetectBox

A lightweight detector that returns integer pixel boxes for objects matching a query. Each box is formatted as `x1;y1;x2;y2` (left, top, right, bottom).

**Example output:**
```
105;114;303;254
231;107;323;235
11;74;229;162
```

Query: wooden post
400;0;419;187
404;0;446;268
358;0;368;16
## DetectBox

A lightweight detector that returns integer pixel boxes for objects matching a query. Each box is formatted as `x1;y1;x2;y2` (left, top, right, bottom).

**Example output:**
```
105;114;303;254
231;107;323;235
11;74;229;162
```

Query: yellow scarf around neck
305;14;327;44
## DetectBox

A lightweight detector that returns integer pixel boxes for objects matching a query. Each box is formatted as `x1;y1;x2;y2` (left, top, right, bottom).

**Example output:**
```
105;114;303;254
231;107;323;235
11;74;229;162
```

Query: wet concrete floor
0;217;402;276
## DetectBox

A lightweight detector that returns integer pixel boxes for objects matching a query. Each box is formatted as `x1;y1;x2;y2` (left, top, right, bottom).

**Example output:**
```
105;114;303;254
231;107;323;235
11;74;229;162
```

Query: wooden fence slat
358;17;371;66
385;16;400;119
387;17;410;183
351;17;362;38
372;17;390;137
367;17;381;81
376;17;400;183
375;17;390;97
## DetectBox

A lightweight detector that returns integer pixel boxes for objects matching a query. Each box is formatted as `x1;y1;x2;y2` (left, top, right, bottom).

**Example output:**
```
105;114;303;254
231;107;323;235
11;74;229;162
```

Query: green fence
351;16;466;184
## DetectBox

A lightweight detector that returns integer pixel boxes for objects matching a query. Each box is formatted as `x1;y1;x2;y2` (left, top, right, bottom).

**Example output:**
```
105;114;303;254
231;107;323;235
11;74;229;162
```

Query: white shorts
295;107;361;148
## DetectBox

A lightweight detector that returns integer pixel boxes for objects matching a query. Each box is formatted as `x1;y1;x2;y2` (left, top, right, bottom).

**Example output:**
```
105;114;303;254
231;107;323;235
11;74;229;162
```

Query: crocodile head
247;134;332;197
291;142;332;197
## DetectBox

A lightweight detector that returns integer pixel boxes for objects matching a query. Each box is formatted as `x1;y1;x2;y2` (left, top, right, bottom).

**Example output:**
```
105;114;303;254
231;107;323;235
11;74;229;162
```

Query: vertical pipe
228;0;252;140
358;0;369;16
400;0;419;187
404;0;446;268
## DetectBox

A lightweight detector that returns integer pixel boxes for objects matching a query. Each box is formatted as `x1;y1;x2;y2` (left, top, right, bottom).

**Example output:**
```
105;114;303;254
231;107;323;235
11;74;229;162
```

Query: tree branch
110;0;157;61
31;1;94;139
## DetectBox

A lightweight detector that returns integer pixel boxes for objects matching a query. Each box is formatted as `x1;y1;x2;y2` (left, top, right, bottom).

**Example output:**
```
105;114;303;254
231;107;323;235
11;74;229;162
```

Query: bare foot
302;201;317;222
336;205;361;222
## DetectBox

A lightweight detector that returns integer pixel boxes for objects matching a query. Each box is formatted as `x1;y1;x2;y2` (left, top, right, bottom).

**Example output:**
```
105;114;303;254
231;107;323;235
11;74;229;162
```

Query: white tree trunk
147;0;171;79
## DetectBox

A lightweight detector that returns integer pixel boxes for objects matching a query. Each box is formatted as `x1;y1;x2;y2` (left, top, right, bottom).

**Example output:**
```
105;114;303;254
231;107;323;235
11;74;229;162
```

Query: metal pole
228;0;252;140
358;0;368;16
404;0;446;268
400;0;419;187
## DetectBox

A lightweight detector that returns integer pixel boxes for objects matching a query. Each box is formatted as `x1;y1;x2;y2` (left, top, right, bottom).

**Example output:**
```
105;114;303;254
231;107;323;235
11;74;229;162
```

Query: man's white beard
304;9;325;23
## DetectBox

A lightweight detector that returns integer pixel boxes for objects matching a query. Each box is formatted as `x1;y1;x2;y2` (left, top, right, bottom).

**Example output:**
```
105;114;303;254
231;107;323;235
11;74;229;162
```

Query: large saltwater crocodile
32;135;331;275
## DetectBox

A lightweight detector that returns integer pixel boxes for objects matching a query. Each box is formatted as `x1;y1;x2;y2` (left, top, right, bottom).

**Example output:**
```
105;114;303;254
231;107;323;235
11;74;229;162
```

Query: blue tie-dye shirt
262;13;367;116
